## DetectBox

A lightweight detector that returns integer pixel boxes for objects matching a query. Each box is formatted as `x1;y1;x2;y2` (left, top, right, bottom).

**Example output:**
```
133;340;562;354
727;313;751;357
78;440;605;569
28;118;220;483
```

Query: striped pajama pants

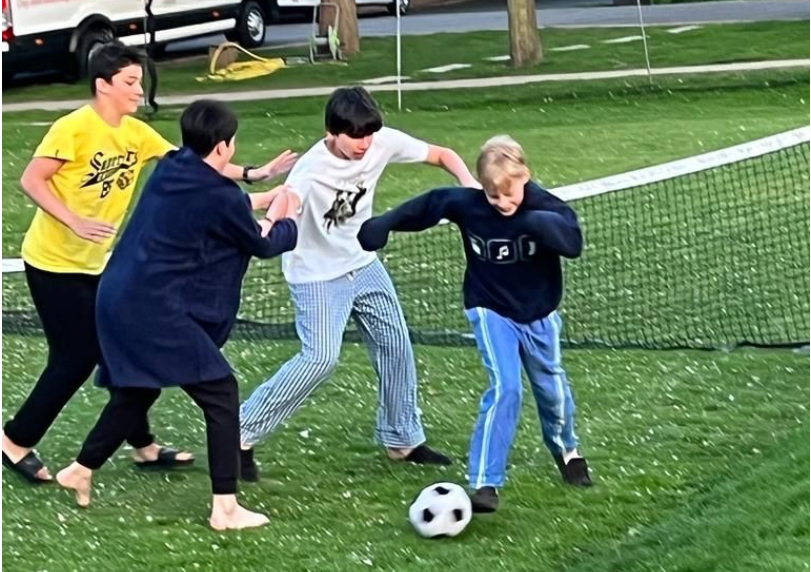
467;308;579;490
240;259;426;448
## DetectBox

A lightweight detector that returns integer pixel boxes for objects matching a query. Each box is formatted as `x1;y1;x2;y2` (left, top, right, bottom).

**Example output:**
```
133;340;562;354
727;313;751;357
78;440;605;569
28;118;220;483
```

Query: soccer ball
408;482;472;538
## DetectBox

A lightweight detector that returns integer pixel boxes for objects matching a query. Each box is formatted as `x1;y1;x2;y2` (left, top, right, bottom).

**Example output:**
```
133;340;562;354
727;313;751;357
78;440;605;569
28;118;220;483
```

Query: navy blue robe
96;147;297;389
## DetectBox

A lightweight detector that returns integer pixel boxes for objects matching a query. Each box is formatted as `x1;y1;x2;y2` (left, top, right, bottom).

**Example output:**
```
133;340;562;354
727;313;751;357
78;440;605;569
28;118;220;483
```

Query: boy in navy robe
56;100;299;531
358;135;592;513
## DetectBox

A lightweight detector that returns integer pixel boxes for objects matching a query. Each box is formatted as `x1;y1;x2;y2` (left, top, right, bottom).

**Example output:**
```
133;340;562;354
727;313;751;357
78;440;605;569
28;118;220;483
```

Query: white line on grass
667;25;703;34
550;44;591;52
603;35;647;44
361;75;411;85
421;63;472;73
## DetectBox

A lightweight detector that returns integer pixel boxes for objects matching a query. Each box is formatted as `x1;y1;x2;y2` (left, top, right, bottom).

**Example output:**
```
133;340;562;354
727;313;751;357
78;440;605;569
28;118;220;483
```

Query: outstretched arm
221;193;298;259
358;188;460;251
222;149;299;184
425;145;481;189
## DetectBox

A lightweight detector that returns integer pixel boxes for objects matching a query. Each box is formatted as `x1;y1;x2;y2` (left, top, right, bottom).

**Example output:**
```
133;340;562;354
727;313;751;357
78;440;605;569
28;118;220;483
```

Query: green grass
2;338;808;572
567;425;810;572
652;0;775;4
3;68;810;571
2;21;808;103
4;70;809;348
3;70;809;256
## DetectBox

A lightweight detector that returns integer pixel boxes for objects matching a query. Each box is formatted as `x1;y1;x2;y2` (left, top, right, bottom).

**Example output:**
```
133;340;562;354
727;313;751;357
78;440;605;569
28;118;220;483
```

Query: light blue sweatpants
240;259;425;448
467;307;579;489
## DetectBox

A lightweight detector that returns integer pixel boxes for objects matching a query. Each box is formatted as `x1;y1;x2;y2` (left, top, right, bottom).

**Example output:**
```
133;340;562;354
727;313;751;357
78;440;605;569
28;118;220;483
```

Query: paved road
168;0;809;53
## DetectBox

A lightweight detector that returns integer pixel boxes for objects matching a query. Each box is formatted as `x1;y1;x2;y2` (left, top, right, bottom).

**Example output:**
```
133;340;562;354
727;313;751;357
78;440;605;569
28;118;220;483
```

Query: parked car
1;0;272;81
1;0;410;83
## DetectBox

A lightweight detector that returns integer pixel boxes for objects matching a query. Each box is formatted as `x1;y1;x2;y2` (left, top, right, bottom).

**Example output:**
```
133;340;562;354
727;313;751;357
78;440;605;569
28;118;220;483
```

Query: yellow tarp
197;42;286;83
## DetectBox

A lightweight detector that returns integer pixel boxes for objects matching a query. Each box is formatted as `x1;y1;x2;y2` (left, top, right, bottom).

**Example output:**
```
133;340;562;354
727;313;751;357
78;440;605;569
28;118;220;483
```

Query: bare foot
56;463;93;508
1;432;52;481
386;446;415;461
132;443;194;464
209;495;270;531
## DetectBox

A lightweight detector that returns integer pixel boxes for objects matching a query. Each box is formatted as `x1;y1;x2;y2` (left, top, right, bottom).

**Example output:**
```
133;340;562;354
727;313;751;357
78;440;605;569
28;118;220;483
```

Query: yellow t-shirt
21;105;175;274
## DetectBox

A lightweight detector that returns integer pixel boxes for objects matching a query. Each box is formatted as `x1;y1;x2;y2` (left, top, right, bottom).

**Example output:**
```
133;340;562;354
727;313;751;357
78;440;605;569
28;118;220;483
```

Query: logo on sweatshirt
468;232;538;263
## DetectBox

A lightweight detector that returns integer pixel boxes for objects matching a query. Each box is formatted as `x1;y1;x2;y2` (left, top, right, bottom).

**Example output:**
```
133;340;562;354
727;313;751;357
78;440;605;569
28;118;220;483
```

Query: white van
1;0;272;81
1;0;409;82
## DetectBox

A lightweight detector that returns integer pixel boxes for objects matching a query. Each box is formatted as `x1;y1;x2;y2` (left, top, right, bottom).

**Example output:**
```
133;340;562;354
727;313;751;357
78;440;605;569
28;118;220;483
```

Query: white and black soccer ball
408;482;472;538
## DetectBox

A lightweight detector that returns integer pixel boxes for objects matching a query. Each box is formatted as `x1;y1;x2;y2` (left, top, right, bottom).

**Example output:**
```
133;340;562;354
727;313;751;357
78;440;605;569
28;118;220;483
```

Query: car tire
230;1;267;48
76;26;114;79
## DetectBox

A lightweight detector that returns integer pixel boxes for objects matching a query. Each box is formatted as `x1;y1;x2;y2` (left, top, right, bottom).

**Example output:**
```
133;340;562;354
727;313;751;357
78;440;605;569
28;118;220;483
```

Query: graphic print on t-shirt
81;149;139;198
323;181;368;232
468;231;539;264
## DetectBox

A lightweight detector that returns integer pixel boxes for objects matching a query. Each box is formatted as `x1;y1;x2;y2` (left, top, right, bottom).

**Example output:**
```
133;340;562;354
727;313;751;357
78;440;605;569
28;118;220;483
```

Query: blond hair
476;135;530;195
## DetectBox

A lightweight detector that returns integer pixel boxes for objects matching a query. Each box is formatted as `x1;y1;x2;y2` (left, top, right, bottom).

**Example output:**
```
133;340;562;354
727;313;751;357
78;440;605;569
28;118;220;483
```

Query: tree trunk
318;0;360;57
507;0;542;67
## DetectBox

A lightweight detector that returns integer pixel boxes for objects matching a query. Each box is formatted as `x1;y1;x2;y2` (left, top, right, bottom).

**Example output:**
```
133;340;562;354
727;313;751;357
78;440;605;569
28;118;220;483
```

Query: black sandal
133;447;195;469
240;448;260;482
2;450;52;484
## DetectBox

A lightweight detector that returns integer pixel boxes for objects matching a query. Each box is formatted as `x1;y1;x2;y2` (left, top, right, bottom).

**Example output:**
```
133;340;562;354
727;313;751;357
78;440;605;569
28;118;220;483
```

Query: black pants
3;264;154;449
78;376;239;495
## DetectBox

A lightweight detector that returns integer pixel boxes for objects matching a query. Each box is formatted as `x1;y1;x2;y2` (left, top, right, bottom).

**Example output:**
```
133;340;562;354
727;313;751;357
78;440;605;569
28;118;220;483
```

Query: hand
68;215;117;243
461;176;482;190
253;184;288;210
357;221;388;251
254;150;298;181
265;190;290;225
258;218;273;238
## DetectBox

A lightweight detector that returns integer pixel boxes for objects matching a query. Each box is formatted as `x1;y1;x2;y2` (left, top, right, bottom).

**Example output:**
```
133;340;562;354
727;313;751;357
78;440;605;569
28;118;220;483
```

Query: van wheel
77;27;115;79
229;1;266;48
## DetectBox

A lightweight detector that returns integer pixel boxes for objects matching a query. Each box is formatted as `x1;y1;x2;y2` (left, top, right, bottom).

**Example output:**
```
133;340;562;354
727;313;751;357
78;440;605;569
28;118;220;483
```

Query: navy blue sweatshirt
96;147;298;389
358;181;582;323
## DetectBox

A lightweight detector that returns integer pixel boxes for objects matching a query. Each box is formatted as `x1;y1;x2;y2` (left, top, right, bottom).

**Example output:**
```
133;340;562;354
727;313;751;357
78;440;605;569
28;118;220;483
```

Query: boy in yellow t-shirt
2;42;298;484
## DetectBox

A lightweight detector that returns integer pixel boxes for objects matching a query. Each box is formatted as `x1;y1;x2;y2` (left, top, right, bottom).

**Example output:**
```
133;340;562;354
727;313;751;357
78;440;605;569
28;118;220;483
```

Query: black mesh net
4;139;809;350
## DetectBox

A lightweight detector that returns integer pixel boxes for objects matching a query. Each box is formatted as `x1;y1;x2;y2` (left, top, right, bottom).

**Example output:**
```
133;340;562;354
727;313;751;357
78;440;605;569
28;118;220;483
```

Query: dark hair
88;41;145;96
180;100;238;157
324;87;383;138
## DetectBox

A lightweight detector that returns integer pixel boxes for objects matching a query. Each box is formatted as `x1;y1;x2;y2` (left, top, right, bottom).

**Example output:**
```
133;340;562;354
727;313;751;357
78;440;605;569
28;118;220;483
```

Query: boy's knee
301;350;340;379
378;325;413;355
498;382;523;405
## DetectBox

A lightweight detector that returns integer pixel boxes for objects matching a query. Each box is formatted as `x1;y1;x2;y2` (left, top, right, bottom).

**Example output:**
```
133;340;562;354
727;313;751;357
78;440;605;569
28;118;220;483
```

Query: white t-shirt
282;126;430;284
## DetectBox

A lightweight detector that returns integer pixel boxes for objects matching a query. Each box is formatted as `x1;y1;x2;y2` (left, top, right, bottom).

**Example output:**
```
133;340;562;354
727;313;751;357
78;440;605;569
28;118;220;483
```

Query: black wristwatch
243;165;258;184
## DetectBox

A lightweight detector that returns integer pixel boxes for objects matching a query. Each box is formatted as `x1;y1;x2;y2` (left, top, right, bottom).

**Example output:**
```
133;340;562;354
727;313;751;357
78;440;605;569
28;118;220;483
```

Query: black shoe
402;444;453;466
240;448;260;482
553;454;593;487
470;486;499;513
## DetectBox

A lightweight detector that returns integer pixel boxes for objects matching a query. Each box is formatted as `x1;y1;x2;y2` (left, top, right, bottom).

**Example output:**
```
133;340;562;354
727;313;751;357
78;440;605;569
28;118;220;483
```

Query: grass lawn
3;70;809;348
2;338;808;572
2;67;809;571
3;69;809;256
1;21;808;103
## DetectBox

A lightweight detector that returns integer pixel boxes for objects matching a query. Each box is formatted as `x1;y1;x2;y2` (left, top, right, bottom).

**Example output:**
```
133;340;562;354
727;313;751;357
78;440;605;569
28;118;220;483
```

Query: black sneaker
470;486;499;513
401;444;453;466
553;454;593;487
240;448;260;482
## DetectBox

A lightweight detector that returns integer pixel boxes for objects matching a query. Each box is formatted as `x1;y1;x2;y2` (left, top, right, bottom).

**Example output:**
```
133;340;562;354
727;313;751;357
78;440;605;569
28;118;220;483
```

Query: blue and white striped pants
240;259;425;448
467;308;579;489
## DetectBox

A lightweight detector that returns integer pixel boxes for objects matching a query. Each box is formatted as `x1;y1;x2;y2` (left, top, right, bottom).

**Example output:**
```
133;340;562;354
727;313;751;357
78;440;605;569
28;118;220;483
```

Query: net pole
635;0;653;85
396;1;403;110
